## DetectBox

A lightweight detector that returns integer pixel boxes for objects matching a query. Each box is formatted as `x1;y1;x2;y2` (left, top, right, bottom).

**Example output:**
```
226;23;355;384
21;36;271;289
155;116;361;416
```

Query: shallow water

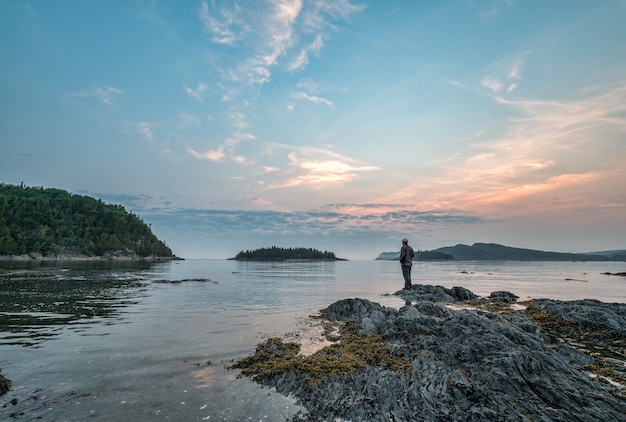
0;259;624;420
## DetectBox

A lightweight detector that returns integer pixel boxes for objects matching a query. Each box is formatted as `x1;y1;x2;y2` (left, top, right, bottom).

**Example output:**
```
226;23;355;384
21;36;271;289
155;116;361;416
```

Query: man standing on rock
400;238;415;289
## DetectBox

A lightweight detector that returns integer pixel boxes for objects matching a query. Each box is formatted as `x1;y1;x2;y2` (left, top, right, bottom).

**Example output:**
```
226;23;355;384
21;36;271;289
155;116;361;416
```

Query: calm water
0;259;624;421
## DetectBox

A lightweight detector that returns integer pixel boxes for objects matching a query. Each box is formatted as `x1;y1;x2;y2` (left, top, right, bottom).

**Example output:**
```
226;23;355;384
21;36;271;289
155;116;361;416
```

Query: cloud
262;0;304;69
129;204;487;240
66;84;125;105
81;191;489;258
289;78;336;109
481;51;530;93
288;34;324;71
137;122;155;143
187;128;256;164
198;1;239;45
266;146;380;189
81;191;181;212
187;1;365;183
290;91;334;107
187;146;225;162
228;111;248;130
199;0;363;86
301;0;366;31
393;81;626;218
481;77;504;93
205;0;303;85
183;82;209;101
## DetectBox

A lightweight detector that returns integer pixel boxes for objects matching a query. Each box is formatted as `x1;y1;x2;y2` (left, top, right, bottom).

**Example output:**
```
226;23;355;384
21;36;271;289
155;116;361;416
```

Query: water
0;259;624;421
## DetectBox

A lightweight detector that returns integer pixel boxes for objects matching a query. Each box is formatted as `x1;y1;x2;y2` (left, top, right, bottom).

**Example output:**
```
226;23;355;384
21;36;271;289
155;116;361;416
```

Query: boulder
490;291;519;303
395;284;480;302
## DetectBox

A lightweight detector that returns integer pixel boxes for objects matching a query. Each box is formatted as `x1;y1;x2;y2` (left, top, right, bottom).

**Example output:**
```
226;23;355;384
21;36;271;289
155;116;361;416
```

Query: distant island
229;246;346;261
0;183;179;260
375;243;626;261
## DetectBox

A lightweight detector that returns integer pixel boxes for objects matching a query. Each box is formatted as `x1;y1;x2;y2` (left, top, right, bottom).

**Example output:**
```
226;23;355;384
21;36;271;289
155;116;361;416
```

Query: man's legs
402;264;412;289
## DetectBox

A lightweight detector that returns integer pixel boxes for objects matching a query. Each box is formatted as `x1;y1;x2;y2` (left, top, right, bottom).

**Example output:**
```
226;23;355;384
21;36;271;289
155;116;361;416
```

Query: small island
228;246;346;261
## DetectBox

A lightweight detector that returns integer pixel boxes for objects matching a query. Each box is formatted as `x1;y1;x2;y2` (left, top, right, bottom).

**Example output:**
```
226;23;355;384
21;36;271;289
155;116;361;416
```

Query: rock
530;298;626;338
490;291;519;303
0;373;11;396
235;292;626;422
449;286;478;301
395;284;479;302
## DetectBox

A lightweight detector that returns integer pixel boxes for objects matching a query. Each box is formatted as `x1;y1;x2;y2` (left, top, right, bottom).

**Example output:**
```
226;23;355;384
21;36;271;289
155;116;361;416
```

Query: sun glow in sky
1;0;625;259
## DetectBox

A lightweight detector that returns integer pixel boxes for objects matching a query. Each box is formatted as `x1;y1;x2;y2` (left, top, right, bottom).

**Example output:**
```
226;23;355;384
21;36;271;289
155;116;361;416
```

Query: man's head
402;238;408;245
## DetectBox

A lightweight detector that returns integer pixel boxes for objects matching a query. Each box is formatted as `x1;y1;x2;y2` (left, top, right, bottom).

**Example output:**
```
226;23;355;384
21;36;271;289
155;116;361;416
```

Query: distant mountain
433;243;623;261
374;243;626;261
583;249;626;261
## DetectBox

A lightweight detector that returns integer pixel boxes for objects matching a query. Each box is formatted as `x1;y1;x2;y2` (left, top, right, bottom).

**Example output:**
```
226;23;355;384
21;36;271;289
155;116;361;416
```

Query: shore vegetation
0;183;173;258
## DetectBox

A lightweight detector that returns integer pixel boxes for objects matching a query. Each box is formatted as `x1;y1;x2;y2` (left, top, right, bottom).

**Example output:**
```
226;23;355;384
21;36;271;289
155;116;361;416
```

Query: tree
0;183;173;258
230;246;342;260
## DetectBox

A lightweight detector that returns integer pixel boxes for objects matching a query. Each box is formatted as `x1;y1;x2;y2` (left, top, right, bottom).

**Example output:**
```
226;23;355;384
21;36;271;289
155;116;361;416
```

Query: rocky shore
231;284;626;421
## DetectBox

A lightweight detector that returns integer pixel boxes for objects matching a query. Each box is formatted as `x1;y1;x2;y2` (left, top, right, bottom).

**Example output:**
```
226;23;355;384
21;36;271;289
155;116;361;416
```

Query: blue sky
1;0;625;259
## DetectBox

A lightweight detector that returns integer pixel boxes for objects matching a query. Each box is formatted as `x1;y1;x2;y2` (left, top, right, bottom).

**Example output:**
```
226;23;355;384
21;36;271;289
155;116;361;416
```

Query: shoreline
0;253;184;261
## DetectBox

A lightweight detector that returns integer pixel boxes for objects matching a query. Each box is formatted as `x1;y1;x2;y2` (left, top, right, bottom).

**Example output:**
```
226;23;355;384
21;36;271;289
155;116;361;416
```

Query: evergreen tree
0;183;173;258
230;246;342;260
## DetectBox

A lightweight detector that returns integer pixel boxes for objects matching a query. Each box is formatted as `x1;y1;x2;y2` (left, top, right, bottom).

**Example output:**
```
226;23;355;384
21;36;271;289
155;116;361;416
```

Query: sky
1;0;625;260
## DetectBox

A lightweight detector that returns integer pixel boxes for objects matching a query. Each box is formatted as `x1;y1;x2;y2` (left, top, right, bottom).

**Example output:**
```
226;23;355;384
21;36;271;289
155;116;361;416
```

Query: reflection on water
0;261;157;347
233;260;337;281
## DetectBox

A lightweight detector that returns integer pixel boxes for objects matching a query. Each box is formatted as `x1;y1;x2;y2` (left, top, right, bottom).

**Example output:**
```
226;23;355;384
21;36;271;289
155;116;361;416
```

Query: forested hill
229;246;345;261
0;183;174;259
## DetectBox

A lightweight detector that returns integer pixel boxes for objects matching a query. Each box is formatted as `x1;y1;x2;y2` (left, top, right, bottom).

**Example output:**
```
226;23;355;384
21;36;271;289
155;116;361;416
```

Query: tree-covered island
0;183;178;260
229;246;346;261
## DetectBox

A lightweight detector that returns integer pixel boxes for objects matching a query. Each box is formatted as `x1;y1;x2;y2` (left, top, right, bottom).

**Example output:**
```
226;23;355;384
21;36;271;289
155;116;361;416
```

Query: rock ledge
231;285;626;421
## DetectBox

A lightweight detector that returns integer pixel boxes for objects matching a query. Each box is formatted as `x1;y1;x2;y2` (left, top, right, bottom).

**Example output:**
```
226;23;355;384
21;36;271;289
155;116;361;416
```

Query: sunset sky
2;0;625;259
